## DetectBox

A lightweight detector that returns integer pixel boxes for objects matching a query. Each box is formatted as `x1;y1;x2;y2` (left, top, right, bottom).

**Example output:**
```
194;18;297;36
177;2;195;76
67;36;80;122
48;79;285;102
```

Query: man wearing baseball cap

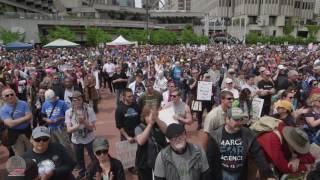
22;126;75;180
207;107;275;179
154;123;210;180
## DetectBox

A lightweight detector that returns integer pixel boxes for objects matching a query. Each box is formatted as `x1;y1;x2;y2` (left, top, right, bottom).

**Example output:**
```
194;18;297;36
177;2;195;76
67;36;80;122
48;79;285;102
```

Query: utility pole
146;0;150;42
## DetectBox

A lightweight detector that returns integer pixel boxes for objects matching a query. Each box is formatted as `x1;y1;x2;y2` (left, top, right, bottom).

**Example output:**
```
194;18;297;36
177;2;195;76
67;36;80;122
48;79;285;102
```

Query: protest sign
116;141;137;169
197;81;212;101
252;98;264;118
158;106;178;126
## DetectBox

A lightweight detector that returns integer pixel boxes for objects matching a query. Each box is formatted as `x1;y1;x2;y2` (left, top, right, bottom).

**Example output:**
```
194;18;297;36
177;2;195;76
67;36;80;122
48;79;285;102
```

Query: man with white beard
154;123;210;180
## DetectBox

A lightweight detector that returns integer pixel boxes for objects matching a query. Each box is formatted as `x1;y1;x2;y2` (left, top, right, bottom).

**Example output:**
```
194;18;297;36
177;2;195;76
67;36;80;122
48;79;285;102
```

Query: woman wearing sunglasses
65;91;96;180
86;137;125;180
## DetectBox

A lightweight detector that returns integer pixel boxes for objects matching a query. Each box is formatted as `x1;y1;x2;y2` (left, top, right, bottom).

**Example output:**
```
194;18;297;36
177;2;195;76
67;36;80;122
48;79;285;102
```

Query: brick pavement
0;89;202;179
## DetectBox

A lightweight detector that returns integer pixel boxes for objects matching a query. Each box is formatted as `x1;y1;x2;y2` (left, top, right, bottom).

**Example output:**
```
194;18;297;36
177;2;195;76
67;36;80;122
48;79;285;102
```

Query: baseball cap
165;123;185;139
225;78;233;84
32;126;50;139
277;64;286;70
275;100;292;112
227;107;248;120
93;137;109;152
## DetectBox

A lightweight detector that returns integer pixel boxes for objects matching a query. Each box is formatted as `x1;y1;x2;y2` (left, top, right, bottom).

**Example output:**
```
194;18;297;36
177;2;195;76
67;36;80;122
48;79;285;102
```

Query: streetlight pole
146;0;150;42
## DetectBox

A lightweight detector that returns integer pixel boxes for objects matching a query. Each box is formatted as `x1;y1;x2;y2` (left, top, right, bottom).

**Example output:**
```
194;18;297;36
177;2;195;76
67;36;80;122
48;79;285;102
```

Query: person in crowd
257;70;276;116
128;73;145;103
51;74;64;101
41;89;74;159
63;77;82;108
171;61;183;89
202;91;234;149
257;126;315;177
22;126;76;180
161;80;176;108
84;69;99;113
138;79;163;110
34;87;46;127
103;59;116;93
87;137;126;180
0;88;32;156
12;69;28;101
165;89;192;125
65;91;96;179
112;65;128;106
273;64;288;91
207;107;275;179
241;74;258;97
135;106;167;180
221;68;240;90
115;87;140;177
304;94;320;142
273;100;295;126
222;78;239;99
238;88;252;118
153;70;167;93
154;123;210;180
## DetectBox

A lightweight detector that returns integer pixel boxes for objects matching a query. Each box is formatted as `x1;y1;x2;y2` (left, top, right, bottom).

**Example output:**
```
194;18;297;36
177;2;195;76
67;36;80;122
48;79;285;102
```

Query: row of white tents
4;35;136;50
44;35;136;48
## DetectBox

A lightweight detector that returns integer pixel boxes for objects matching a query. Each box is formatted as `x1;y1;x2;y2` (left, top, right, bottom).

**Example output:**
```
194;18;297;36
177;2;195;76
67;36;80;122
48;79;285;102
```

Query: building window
294;1;300;8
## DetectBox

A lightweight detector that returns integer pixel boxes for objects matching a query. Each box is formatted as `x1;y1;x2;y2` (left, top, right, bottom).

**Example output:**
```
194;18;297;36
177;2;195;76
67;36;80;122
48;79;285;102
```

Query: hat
228;68;235;73
32;126;50;139
288;70;299;77
225;78;233;84
44;89;55;101
165;123;185;139
259;67;266;72
227;107;248;120
277;64;286;70
282;127;310;154
313;65;320;71
275;100;292;112
93;137;109;152
69;91;83;100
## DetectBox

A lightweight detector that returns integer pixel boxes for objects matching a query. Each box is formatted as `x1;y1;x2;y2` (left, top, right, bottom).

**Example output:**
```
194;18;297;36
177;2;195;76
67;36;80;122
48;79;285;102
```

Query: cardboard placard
197;81;213;101
252;98;264;118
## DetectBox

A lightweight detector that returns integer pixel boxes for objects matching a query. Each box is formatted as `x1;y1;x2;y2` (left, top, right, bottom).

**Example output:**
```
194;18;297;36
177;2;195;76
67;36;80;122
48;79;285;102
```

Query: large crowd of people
0;44;320;180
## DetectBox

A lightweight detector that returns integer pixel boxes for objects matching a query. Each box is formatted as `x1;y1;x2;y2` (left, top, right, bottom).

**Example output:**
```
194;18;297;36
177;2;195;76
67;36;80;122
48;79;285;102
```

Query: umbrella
44;39;79;48
5;41;33;50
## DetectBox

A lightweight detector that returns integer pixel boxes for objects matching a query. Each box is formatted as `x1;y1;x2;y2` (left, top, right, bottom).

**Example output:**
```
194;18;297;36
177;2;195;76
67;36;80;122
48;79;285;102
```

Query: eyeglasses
95;149;108;156
4;93;15;98
225;97;234;101
34;137;49;143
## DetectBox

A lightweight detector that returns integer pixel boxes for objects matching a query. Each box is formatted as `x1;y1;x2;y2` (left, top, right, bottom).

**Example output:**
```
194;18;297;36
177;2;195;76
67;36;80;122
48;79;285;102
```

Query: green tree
196;35;209;45
283;24;294;35
180;28;196;44
305;24;320;39
48;26;76;42
0;28;24;44
85;27;111;46
151;29;177;45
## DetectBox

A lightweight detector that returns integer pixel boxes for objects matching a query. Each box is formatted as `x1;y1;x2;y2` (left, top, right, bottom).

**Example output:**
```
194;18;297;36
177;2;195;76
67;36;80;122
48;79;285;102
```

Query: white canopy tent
106;35;136;46
44;38;79;48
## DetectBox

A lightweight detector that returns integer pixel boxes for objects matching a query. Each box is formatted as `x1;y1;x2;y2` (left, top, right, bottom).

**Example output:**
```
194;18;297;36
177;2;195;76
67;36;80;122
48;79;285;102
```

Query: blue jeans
74;141;95;176
115;88;123;106
222;170;240;180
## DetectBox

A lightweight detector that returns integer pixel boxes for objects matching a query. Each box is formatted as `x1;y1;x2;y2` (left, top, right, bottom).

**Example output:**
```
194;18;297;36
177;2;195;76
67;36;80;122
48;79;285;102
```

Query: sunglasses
225;97;234;101
34;137;49;143
95;149;108;156
4;93;14;98
170;95;178;98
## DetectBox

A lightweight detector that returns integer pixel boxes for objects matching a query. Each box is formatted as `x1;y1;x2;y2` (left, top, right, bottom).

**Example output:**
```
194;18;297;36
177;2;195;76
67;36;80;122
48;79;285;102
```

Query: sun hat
274;100;292;112
282;127;310;154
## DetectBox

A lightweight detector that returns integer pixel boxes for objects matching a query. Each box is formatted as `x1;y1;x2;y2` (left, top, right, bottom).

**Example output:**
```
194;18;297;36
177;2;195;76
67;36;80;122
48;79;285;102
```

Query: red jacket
257;123;315;174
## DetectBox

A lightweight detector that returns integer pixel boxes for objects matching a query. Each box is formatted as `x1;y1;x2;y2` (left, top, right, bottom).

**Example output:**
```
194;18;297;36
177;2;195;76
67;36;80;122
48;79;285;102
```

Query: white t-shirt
65;106;96;144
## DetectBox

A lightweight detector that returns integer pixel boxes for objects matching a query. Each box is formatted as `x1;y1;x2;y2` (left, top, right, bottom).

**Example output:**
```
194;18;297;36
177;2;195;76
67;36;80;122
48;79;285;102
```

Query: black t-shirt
22;143;76;180
219;128;244;173
257;80;274;105
115;102;141;137
112;72;127;90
